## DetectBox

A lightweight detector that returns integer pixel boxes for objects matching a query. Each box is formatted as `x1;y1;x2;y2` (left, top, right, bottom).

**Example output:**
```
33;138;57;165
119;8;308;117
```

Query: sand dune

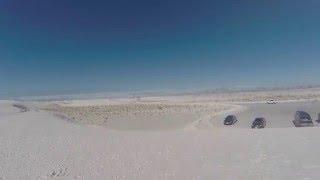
43;103;233;130
40;87;320;130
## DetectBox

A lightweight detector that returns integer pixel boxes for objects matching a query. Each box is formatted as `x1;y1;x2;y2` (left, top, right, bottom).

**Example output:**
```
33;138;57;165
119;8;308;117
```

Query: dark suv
251;117;266;129
224;115;238;125
293;111;314;127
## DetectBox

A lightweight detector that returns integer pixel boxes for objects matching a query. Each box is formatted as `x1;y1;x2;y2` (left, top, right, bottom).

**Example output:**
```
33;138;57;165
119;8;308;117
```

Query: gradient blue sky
1;0;320;97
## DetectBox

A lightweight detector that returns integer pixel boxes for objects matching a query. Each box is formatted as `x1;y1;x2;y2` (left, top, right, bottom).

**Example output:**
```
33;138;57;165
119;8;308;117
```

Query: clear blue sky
1;0;320;98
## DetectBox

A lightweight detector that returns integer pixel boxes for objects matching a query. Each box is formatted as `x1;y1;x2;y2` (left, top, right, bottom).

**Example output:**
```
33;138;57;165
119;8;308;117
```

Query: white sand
2;88;320;179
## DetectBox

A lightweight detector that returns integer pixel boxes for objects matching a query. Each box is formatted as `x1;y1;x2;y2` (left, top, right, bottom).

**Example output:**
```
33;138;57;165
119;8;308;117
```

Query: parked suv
251;117;266;129
293;111;314;127
224;115;238;125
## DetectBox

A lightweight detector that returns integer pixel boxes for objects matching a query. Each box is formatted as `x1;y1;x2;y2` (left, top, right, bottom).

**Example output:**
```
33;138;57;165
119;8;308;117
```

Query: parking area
213;101;320;128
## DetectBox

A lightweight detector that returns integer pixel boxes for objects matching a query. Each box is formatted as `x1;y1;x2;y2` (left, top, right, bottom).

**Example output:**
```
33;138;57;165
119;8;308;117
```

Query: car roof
296;111;311;118
296;111;308;114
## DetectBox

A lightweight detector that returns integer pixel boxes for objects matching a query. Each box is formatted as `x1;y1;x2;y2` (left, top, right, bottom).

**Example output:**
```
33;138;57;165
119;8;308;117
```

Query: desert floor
2;88;320;179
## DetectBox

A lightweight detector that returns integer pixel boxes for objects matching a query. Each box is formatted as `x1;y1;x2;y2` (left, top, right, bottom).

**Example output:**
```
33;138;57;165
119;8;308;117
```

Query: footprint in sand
48;167;68;178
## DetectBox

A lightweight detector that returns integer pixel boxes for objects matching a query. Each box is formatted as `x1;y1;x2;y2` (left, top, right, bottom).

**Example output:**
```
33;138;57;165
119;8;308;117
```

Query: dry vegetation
43;103;232;130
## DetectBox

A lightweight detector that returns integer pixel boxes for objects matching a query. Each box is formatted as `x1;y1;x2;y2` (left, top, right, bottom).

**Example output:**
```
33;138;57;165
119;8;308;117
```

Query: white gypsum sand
2;87;320;179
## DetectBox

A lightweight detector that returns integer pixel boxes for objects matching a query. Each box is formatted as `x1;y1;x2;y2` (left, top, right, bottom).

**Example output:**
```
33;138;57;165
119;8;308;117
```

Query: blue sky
1;0;320;97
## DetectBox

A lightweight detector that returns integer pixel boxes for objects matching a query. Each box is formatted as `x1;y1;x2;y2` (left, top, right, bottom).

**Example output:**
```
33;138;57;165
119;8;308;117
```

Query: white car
266;99;277;104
